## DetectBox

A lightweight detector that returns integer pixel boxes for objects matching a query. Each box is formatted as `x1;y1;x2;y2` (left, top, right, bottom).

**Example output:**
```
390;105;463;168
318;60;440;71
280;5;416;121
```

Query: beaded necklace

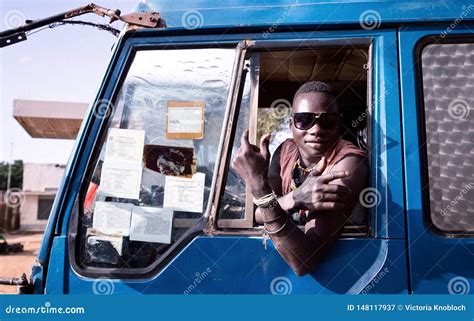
290;157;323;223
290;157;318;190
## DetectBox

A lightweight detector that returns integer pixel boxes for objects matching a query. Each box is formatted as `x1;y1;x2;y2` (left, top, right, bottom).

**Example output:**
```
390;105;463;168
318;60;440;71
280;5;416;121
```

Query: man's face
291;92;341;162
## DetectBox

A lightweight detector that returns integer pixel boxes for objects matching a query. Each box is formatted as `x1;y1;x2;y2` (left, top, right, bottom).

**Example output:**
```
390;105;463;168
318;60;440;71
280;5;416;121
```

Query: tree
0;160;23;190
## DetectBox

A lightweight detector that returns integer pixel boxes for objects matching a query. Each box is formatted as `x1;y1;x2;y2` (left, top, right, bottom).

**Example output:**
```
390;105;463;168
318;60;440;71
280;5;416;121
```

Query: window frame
414;34;474;237
213;38;375;237
216;53;259;229
68;39;249;279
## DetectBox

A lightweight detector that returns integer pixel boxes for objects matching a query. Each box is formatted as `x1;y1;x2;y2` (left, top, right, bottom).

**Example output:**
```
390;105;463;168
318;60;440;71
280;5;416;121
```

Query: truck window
218;46;372;236
74;47;237;269
420;40;474;234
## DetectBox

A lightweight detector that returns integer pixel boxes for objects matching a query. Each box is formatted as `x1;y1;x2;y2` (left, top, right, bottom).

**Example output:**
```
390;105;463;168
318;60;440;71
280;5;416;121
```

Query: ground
0;231;43;294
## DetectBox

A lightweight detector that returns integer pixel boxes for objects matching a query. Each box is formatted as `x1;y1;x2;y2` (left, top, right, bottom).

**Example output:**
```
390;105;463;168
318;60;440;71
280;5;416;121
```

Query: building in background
20;163;65;230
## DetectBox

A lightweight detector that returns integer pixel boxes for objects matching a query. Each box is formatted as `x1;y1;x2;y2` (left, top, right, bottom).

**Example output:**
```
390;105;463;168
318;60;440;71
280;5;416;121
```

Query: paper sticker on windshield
163;173;205;213
100;128;145;199
104;128;145;164
166;101;204;139
130;206;173;244
92;201;133;236
143;144;195;177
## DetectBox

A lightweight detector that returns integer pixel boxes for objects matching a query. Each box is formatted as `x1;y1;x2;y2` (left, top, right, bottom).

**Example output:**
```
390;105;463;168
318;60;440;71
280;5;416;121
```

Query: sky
0;0;138;164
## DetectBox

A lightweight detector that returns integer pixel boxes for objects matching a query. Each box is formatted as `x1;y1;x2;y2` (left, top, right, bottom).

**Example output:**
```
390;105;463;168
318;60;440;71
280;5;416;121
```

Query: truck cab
28;0;473;294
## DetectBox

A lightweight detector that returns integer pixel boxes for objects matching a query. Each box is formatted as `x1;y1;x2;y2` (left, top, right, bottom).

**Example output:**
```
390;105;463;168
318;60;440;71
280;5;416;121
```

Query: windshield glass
75;48;236;269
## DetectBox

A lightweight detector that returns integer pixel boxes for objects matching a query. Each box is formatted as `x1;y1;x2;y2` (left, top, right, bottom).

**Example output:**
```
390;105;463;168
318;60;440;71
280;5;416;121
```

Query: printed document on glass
130;206;174;244
100;128;145;199
163;173;205;213
92;201;133;236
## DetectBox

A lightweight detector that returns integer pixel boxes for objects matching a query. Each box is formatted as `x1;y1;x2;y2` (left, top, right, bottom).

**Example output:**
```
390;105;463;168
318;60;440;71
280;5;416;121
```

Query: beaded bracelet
263;213;284;224
253;191;278;208
263;215;289;235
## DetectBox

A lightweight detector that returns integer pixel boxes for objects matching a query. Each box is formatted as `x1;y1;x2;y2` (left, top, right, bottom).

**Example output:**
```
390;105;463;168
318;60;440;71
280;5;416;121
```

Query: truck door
399;26;474;293
44;28;408;294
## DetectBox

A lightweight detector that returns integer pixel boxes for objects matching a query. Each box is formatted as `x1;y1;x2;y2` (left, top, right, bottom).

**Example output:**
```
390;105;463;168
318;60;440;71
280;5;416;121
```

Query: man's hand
231;130;272;198
292;158;351;212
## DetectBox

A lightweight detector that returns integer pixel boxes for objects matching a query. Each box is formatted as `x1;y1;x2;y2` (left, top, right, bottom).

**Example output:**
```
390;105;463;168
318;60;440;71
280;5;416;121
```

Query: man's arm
258;155;367;275
255;143;296;224
231;130;368;276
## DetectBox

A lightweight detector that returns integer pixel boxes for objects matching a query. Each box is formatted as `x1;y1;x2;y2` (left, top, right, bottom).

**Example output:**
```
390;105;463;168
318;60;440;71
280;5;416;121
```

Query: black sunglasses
292;112;343;130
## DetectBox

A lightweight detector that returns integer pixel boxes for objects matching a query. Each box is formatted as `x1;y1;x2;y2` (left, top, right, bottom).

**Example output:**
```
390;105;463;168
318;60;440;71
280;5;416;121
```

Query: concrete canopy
13;99;88;139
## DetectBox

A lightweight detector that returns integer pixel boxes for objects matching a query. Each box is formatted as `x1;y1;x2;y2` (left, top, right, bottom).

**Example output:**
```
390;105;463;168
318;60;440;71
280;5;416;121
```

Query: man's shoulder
325;139;367;172
335;139;367;158
280;138;297;149
277;138;299;159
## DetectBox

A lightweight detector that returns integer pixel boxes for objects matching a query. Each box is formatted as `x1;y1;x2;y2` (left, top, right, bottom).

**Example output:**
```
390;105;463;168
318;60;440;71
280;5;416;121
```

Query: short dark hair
293;81;337;108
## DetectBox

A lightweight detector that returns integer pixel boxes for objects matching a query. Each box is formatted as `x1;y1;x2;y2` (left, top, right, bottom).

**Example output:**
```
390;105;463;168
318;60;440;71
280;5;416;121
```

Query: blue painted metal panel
60;236;408;294
371;30;405;239
133;0;474;30
30;264;45;294
44;236;68;294
398;25;474;294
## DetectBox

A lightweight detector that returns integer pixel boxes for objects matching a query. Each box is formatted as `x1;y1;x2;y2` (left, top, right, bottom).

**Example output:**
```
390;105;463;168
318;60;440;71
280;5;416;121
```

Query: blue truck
1;0;473;294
